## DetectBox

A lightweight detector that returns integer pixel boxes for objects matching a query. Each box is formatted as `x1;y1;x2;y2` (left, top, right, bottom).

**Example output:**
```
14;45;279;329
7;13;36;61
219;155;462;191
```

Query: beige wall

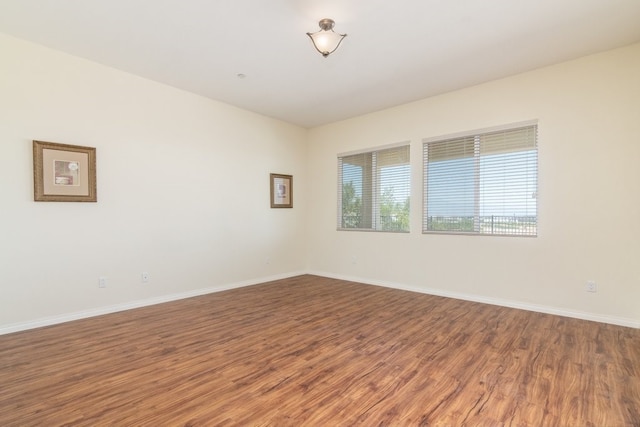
0;34;308;332
307;43;640;327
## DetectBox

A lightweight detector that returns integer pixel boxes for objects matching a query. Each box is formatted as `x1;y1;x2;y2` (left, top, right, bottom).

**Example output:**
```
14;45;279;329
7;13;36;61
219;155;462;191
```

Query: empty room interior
1;1;639;425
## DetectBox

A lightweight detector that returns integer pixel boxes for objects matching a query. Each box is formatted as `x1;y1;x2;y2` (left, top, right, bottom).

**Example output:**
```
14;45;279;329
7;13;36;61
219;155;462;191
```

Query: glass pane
426;156;475;232
341;153;372;228
379;162;410;231
479;149;537;235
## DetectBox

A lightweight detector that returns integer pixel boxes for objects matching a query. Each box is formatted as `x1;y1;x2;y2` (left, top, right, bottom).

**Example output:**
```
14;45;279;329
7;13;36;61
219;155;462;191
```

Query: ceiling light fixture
306;18;347;58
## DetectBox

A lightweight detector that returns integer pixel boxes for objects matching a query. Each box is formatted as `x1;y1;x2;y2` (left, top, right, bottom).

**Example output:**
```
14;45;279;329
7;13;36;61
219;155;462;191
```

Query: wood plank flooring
0;275;638;426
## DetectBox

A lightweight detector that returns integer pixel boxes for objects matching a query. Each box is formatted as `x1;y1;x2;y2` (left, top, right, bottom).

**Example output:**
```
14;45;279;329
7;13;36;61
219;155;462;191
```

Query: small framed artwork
33;140;97;202
270;173;292;208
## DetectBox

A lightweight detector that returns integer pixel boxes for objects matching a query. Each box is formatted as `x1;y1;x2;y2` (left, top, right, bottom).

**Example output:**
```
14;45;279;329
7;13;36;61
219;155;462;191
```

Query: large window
423;123;538;236
338;144;410;232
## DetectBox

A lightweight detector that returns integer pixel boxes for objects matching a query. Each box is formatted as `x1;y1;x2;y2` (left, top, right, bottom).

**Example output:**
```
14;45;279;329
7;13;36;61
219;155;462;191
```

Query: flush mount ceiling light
306;18;347;58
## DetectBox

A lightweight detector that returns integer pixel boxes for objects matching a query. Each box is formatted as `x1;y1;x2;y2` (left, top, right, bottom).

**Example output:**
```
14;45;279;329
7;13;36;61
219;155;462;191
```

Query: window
338;144;410;232
423;123;537;236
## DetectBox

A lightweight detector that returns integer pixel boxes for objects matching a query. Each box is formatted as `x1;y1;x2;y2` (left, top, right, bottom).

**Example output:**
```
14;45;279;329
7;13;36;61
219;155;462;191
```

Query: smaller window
338;144;410;232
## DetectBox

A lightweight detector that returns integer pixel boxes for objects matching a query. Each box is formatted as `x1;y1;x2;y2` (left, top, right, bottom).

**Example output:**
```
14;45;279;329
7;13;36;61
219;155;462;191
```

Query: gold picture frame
270;173;292;208
33;140;97;202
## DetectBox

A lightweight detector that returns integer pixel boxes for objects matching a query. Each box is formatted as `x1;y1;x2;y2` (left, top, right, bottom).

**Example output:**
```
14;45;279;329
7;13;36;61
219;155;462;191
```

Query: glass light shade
307;19;347;57
308;31;346;57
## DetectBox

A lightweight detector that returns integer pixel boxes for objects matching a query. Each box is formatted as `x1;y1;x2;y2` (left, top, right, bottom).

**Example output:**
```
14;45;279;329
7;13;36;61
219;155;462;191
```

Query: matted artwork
33;140;97;202
270;173;292;208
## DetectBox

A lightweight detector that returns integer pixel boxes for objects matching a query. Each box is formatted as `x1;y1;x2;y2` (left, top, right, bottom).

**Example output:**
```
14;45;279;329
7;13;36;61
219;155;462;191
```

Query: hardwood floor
1;275;638;426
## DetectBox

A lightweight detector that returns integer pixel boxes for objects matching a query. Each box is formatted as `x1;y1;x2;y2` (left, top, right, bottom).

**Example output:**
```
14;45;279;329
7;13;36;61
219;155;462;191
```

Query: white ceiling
1;0;640;128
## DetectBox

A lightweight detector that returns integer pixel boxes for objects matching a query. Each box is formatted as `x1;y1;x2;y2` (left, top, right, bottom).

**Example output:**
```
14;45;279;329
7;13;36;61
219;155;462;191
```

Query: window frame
337;142;411;233
422;121;538;237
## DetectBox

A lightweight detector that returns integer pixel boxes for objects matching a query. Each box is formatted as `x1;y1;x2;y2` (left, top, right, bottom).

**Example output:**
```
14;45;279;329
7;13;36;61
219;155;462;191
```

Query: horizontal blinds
424;124;537;236
339;152;373;229
424;141;476;233
377;146;411;232
338;145;410;232
480;126;537;155
426;136;475;162
377;145;410;166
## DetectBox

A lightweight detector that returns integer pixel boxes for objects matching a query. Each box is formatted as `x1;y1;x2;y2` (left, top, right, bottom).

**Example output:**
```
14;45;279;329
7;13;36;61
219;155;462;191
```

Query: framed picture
270;173;292;208
33;140;97;202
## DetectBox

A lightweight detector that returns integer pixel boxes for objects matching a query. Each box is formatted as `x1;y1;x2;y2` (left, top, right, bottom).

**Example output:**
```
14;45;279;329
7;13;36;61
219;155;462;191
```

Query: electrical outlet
141;272;150;283
99;276;107;288
586;280;597;293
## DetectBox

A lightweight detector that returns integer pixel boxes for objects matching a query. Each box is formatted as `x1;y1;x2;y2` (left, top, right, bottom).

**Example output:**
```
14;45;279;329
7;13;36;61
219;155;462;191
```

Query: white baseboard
2;270;637;335
308;271;640;329
0;271;305;336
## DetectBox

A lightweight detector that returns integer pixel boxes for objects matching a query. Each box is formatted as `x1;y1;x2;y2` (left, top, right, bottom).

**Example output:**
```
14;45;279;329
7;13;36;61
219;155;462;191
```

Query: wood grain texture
1;275;638;426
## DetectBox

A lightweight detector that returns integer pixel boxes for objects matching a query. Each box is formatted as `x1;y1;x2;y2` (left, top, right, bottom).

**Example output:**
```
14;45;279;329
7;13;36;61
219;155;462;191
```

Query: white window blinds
423;124;537;236
338;144;410;232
